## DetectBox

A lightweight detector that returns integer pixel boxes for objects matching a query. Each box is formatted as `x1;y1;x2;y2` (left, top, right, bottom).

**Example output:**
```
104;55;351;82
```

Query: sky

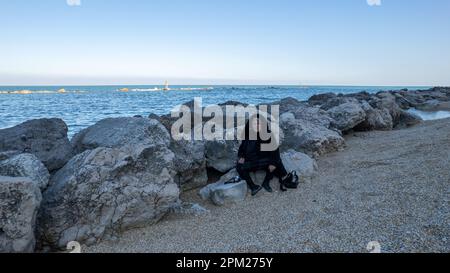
0;0;449;86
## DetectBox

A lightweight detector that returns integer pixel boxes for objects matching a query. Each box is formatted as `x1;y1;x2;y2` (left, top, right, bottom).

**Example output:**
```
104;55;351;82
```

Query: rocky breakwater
38;117;206;249
0;87;448;252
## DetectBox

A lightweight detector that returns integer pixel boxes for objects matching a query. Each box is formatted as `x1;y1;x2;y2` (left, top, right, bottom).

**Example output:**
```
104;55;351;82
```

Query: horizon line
0;83;437;88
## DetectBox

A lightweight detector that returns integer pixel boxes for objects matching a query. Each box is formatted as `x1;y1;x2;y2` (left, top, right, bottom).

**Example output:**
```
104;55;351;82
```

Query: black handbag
280;171;300;191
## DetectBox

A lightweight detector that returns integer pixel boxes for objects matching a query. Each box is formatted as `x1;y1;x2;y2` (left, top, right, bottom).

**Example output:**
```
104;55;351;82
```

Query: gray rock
0;176;42;253
393;93;413;109
169;201;209;216
327;101;366;132
0;119;73;171
308;93;337;106
396;111;423;129
205;139;239;173
281;150;318;183
343;91;373;102
37;145;180;249
287;104;335;129
397;91;427;107
199;169;239;200
199;169;247;206
170;140;208;191
356;102;394;131
211;181;248;206
71;117;207;191
280;112;345;157
71;117;170;156
0;154;50;191
374;92;403;126
273;97;306;114
320;96;357;111
416;100;450;111
0;151;20;161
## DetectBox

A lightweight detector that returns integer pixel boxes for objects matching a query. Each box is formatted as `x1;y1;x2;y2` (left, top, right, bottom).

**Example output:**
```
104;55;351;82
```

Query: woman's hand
269;165;277;173
238;158;245;164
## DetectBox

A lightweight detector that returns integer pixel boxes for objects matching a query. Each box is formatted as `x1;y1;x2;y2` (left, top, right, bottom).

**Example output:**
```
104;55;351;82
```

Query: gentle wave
122;87;214;92
0;89;87;94
408;108;450;120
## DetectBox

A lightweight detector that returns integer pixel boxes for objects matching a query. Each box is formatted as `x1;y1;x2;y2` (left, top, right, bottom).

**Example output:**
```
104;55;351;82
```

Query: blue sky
1;0;449;86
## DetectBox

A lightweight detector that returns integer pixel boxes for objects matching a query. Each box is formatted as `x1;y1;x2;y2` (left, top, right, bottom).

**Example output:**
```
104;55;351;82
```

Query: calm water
0;85;427;137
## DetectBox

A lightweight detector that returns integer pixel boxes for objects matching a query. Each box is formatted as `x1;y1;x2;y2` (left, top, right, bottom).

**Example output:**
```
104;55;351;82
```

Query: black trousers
236;158;288;189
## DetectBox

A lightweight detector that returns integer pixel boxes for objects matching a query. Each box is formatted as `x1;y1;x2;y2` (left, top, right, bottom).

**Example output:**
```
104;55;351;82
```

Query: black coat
237;139;284;172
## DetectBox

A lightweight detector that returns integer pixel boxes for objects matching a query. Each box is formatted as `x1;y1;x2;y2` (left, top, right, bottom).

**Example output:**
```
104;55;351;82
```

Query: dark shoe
250;185;262;196
262;182;273;193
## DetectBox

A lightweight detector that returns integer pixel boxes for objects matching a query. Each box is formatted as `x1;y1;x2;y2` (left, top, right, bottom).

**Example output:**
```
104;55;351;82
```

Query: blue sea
0;85;428;137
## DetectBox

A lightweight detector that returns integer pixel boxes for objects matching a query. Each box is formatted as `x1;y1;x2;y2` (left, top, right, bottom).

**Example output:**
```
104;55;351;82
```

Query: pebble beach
86;118;450;253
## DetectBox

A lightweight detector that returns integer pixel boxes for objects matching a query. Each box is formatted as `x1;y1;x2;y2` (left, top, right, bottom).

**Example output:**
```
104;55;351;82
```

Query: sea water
407;108;450;121
0;85;428;137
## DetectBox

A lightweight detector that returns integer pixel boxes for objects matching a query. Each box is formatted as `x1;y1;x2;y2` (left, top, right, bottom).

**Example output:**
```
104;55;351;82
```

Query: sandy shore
87;118;450;253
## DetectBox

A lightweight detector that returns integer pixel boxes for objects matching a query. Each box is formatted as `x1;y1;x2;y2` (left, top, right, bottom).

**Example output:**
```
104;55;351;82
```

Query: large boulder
343;91;373;102
319;96;357;111
280;112;345;157
199;169;247;206
0;119;73;171
373;92;403;125
327;101;366;132
0;154;50;191
392;92;414;109
37;145;180;249
286;104;335;129
71;117;207;191
71;117;170;156
0;176;42;253
355;102;394;131
274;97;308;114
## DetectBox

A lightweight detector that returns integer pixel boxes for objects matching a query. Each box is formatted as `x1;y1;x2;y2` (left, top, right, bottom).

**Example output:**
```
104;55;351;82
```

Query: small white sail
163;81;170;91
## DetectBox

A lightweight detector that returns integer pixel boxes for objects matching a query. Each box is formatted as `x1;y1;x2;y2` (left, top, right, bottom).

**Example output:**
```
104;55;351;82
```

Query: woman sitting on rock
237;114;289;196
